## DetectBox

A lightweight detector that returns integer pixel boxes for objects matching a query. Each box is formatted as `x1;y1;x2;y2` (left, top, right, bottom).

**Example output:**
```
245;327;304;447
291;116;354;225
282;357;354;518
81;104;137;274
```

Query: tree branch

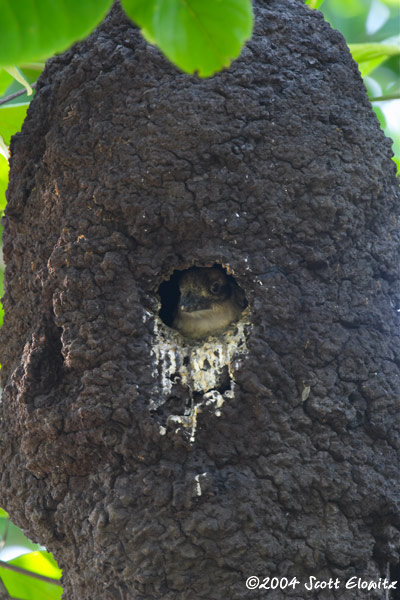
0;83;37;107
370;93;400;102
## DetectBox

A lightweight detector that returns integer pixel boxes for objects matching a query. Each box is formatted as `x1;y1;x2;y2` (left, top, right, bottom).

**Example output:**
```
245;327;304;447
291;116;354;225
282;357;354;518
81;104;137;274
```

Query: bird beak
179;291;210;313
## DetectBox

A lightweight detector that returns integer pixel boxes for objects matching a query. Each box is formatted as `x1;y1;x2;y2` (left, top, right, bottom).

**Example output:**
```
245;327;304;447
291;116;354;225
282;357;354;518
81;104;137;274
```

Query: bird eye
210;282;221;295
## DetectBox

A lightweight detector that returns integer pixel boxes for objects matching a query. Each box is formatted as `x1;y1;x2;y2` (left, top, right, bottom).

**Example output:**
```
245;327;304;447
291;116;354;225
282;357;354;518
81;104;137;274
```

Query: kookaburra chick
172;267;245;339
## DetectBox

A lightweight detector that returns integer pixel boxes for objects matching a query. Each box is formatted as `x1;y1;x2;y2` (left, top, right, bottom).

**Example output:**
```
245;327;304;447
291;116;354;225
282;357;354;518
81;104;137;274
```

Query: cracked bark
0;1;399;599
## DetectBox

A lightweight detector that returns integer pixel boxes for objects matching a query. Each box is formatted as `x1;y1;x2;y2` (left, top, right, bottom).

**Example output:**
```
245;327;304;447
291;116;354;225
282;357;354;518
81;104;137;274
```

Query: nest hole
158;264;247;330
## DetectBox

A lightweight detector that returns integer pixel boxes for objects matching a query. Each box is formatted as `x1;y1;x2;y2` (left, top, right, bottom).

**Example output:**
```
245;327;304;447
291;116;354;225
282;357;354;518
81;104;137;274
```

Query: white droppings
194;473;207;496
142;309;153;323
152;315;250;400
202;389;225;409
152;312;251;442
194;474;202;496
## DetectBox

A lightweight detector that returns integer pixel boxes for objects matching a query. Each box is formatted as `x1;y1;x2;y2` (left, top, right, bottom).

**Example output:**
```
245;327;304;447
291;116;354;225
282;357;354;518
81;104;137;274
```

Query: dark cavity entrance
158;264;247;328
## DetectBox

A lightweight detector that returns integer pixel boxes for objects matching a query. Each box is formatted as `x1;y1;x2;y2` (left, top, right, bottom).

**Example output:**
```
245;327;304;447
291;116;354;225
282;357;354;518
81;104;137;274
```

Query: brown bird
172;267;246;339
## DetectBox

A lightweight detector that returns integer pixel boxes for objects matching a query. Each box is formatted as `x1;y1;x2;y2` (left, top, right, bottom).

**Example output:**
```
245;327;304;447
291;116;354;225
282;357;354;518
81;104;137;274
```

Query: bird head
177;268;232;313
172;267;246;339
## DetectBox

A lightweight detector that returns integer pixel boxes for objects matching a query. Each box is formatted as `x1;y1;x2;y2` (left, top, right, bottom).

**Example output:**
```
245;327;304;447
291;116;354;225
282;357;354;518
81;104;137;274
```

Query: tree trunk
1;1;399;598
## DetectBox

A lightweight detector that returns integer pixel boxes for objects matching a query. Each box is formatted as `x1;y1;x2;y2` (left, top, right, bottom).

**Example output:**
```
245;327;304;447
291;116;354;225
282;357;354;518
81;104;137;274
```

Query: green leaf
0;102;29;145
373;105;387;130
0;154;9;214
0;551;62;600
4;67;33;96
0;135;8;161
0;0;113;66
11;551;61;579
349;43;400;77
324;0;366;19
0;65;41;107
0;508;9;518
121;0;253;77
305;0;326;9
19;62;46;71
0;69;13;95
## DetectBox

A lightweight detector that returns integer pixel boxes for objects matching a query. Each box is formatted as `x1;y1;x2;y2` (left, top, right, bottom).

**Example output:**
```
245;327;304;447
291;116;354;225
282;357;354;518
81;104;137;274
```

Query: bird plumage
172;267;245;339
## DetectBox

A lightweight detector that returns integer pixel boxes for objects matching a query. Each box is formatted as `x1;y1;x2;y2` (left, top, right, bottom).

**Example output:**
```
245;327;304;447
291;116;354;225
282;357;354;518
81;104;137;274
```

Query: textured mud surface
1;0;399;598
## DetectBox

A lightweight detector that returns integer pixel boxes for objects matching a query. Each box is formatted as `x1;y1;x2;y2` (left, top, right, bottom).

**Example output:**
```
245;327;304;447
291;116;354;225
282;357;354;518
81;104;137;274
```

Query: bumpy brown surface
1;1;399;598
